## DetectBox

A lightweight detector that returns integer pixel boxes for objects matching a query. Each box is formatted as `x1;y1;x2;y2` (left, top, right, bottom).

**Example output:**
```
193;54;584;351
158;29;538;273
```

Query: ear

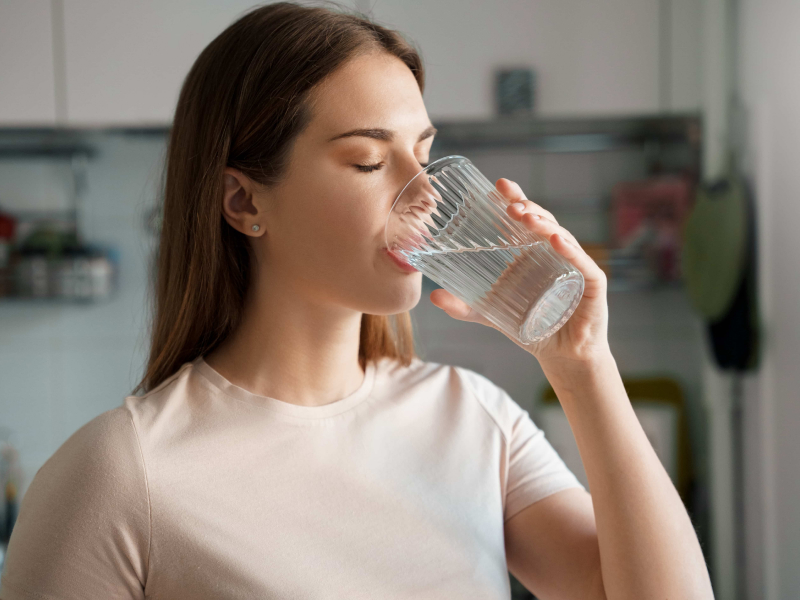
221;167;264;236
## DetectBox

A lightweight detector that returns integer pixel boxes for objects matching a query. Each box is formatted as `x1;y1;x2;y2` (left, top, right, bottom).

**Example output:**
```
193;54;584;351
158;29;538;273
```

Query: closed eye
355;161;429;173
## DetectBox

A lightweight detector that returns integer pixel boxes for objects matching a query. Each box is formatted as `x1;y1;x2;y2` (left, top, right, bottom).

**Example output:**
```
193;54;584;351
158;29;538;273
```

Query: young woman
1;3;714;599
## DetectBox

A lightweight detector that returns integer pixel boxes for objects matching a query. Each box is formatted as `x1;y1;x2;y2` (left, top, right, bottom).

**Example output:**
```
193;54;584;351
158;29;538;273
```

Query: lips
383;247;419;273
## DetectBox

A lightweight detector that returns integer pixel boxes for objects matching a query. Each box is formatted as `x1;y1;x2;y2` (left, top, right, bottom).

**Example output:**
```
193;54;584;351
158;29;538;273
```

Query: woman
0;3;714;599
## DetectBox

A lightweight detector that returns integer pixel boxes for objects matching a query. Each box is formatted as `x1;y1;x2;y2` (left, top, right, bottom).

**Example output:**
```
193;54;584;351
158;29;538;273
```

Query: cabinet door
368;0;663;118
61;0;267;125
0;0;57;125
669;0;702;112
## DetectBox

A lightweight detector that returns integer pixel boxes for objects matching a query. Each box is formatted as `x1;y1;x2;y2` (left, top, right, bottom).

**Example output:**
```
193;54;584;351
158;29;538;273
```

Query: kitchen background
0;1;798;599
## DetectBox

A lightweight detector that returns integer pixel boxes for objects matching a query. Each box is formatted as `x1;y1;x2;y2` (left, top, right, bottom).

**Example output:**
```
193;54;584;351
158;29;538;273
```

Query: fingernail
511;202;526;211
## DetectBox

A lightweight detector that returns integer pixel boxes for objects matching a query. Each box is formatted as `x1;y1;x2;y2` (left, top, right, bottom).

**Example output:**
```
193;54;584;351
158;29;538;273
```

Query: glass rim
384;154;468;250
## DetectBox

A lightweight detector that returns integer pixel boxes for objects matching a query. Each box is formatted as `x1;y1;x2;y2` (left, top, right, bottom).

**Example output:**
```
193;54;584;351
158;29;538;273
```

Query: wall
0;134;164;499
737;0;800;598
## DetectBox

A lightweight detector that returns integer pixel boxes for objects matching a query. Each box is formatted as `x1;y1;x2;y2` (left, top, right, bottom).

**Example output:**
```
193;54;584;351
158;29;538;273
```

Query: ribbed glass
385;155;584;345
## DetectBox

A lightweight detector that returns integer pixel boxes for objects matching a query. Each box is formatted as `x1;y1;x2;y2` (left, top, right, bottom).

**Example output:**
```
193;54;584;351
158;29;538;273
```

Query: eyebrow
327;124;438;144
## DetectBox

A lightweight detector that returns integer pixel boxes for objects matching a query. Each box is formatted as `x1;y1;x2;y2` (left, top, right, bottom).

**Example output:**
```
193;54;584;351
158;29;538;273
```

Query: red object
612;177;694;243
0;211;16;241
612;176;695;281
0;211;17;295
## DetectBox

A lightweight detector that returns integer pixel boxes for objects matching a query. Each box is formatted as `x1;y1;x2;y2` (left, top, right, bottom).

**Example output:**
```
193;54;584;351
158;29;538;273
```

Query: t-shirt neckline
193;356;378;419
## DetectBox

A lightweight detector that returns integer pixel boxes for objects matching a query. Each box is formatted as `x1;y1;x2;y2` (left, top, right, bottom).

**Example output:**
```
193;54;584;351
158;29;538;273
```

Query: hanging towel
682;171;759;370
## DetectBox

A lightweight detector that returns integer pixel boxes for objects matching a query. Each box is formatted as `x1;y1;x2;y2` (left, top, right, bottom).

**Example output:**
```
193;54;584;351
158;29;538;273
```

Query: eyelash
355;161;429;173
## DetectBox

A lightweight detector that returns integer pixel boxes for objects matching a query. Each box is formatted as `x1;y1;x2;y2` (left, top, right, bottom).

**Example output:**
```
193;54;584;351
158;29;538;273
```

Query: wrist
538;346;617;390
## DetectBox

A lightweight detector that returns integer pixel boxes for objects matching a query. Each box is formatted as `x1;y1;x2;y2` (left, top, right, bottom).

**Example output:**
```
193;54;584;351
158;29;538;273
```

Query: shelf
0;115;700;158
0;129;102;160
429;112;702;154
0;126;168;161
0;295;114;305
0;145;97;160
0;118;695;299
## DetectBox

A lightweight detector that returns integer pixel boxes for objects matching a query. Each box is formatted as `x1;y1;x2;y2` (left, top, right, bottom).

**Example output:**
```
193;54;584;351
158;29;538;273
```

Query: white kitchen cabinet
365;0;661;118
365;0;701;119
0;0;57;125
669;0;703;112
0;0;700;126
60;0;269;126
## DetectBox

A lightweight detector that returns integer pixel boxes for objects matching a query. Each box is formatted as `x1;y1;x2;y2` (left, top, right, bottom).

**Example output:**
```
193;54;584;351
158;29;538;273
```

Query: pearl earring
251;224;260;232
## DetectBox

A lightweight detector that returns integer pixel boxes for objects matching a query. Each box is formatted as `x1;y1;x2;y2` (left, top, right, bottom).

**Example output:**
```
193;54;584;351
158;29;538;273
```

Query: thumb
430;289;487;325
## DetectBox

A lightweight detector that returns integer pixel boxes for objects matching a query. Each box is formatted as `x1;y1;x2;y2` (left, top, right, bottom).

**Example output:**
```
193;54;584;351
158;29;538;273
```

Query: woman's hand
429;178;611;367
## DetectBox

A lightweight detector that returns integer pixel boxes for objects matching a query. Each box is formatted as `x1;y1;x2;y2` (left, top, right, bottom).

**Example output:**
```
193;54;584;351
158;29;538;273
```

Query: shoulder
377;355;449;387
381;356;524;436
121;358;200;434
25;404;148;513
2;405;151;595
378;355;472;398
448;364;530;440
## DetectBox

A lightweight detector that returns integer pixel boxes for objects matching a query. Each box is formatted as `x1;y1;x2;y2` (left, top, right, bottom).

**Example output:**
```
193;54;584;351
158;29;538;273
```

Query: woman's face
250;51;434;315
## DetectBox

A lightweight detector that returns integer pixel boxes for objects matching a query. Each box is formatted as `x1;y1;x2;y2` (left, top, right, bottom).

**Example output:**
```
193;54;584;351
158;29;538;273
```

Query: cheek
277;165;393;267
297;192;382;276
314;179;388;243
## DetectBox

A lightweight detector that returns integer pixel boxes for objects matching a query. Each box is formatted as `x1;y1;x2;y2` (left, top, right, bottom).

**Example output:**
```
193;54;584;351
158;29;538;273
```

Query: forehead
305;52;427;138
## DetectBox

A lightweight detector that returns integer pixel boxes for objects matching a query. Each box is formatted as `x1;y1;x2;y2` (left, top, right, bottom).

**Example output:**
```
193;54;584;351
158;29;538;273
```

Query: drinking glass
384;155;584;346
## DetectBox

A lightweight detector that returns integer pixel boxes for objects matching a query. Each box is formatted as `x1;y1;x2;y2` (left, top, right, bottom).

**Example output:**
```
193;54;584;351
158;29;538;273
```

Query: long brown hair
134;1;424;395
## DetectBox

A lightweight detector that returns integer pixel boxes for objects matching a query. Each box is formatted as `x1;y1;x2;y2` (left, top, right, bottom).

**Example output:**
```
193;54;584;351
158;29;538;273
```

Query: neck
203;271;365;408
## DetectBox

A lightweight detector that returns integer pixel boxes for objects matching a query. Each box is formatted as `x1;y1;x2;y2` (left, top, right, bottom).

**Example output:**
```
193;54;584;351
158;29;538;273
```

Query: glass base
519;274;584;344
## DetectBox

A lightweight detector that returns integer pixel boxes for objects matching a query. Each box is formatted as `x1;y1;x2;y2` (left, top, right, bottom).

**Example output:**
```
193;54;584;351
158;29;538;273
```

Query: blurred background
0;1;797;598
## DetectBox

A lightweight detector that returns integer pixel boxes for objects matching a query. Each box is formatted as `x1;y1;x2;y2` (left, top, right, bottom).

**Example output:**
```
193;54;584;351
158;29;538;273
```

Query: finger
549;233;607;294
496;177;527;201
429;289;493;326
431;283;542;354
517;213;604;284
496;178;558;224
515;210;580;248
506;199;558;224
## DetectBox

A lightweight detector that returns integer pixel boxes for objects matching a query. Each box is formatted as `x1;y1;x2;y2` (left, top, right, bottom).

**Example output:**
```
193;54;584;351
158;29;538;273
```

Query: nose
395;167;442;232
399;154;443;203
385;155;444;250
393;153;427;197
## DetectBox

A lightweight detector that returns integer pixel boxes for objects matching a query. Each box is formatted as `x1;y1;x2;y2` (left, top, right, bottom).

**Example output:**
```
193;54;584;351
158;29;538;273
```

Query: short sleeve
0;406;150;600
456;367;585;523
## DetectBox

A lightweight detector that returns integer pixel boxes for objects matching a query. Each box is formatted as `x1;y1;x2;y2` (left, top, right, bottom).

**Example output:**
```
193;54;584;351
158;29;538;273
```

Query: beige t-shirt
1;355;583;599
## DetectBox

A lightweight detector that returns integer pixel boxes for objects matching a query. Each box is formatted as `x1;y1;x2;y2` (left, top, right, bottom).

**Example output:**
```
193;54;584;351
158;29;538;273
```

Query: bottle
0;208;17;297
0;442;20;543
3;480;16;542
